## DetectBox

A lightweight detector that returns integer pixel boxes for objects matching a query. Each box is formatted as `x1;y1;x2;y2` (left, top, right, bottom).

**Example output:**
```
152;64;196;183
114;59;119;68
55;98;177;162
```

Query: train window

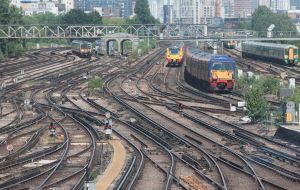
212;62;233;70
81;44;90;48
285;49;288;55
294;49;298;54
169;48;180;55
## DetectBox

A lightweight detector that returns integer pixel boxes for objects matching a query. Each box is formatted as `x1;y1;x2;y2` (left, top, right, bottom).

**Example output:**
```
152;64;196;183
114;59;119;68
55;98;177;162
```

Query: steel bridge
0;24;207;39
0;24;299;41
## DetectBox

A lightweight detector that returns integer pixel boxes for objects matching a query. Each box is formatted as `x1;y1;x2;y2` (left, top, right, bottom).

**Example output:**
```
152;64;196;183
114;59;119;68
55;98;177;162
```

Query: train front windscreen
169;48;180;55
212;62;234;71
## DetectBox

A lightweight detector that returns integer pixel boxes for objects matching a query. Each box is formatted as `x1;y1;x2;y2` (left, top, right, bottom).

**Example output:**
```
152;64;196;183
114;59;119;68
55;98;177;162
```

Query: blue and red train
184;47;236;92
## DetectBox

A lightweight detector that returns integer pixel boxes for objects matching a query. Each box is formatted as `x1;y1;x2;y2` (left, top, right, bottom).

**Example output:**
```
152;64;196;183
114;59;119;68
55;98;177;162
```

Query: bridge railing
0;24;206;39
0;25;298;40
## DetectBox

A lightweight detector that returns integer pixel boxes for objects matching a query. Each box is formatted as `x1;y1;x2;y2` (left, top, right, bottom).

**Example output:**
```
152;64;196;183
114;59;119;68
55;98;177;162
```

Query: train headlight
295;55;298;58
284;55;288;59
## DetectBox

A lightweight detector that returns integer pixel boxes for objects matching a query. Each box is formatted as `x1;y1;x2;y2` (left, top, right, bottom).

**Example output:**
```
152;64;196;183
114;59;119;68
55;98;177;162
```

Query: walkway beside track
96;138;126;190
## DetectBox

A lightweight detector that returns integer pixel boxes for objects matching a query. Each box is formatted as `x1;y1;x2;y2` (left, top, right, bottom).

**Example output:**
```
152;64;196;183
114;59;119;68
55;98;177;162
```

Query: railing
0;24;298;41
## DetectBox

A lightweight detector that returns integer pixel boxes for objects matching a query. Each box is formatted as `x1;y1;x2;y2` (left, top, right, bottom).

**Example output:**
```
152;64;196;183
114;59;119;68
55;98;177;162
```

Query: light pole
147;30;150;52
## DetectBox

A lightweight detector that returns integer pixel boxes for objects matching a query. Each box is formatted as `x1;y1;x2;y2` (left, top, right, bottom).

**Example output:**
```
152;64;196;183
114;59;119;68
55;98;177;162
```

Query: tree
134;0;156;24
23;12;62;25
0;0;24;57
102;17;127;25
251;6;297;34
62;9;102;25
87;11;102;25
245;87;270;122
260;77;280;95
62;9;89;24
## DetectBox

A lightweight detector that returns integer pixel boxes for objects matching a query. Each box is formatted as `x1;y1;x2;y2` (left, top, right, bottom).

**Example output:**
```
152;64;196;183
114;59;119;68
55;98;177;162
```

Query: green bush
245;87;270;122
288;88;300;104
260;76;280;95
88;77;103;90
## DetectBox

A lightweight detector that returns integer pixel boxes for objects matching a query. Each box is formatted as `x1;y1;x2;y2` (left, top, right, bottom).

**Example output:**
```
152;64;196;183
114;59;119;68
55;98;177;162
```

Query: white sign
289;78;295;89
247;72;254;78
230;105;236;112
7;144;13;151
237;69;243;78
237;101;246;107
105;112;111;119
105;129;112;135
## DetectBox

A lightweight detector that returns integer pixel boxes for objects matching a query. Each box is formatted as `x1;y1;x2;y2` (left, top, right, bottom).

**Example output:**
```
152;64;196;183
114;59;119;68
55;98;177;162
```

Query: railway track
1;45;300;190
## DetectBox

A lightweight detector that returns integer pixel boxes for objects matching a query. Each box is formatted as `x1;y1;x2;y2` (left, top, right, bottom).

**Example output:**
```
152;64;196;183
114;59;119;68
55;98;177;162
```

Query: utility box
284;101;296;123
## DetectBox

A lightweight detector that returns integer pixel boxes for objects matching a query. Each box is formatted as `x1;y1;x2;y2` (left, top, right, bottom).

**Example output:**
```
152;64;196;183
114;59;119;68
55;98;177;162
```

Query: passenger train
166;44;184;66
224;40;236;49
71;40;92;58
242;42;299;66
184;47;236;92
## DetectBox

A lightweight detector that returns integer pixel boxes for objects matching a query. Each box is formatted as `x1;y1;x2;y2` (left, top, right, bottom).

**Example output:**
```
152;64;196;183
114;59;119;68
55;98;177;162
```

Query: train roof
71;40;91;44
187;47;234;62
242;41;298;49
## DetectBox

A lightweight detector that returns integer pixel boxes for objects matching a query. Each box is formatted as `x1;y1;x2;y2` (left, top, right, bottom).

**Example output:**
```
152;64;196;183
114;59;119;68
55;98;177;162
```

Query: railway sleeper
0;169;40;188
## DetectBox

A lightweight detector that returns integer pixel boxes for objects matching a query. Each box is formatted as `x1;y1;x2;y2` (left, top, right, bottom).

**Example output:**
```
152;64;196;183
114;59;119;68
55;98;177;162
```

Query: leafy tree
0;0;24;57
102;17;127;25
245;87;270;122
87;11;102;24
23;12;62;25
260;77;280;95
62;9;88;24
251;6;297;34
134;0;156;24
288;88;300;104
235;76;256;91
62;10;102;25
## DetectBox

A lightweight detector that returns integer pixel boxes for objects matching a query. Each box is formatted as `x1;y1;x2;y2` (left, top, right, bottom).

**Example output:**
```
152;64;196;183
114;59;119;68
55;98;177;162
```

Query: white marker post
105;112;112;140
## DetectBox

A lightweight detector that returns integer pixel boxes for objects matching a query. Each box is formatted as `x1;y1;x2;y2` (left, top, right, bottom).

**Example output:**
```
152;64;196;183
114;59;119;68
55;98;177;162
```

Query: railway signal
104;112;112;140
49;122;57;137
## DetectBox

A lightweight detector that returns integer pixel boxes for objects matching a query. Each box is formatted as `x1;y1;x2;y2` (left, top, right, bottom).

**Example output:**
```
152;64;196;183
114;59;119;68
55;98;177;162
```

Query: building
74;0;132;18
11;0;59;15
270;0;290;11
149;0;159;19
222;0;234;18
290;0;300;10
62;0;74;12
234;0;252;18
258;0;270;7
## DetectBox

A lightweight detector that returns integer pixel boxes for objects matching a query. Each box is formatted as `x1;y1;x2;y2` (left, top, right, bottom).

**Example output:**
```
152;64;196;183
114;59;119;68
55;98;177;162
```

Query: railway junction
1;33;300;190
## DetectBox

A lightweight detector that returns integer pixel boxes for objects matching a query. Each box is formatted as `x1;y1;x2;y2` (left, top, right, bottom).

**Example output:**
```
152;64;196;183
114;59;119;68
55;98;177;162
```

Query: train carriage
185;47;236;92
242;42;299;66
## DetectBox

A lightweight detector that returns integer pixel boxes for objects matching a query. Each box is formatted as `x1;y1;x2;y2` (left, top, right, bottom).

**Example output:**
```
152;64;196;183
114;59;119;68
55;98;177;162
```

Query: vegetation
133;0;157;24
288;88;300;104
88;77;103;90
236;75;281;122
23;12;62;25
102;17;127;25
245;86;270;122
250;6;297;34
0;0;24;59
62;9;102;24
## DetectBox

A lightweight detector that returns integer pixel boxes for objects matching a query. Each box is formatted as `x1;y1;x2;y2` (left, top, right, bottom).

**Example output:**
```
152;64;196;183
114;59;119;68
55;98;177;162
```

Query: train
224;40;236;49
71;40;92;58
242;41;299;66
166;45;184;66
184;47;236;92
